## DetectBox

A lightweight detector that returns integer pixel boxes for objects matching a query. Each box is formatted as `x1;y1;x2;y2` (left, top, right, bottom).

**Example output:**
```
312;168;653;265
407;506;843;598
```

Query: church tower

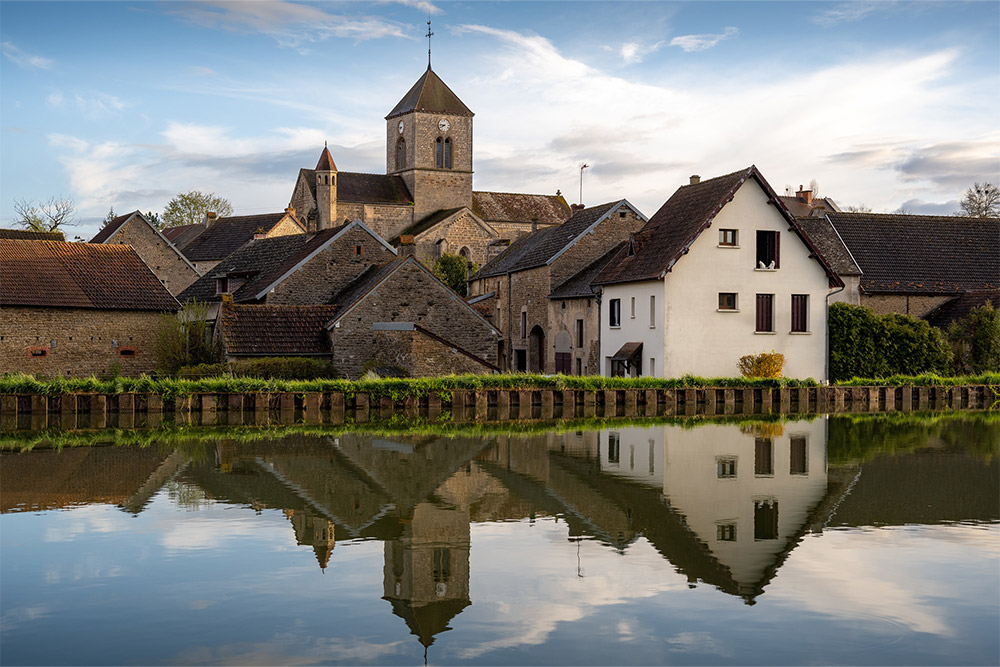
386;66;474;221
315;143;338;230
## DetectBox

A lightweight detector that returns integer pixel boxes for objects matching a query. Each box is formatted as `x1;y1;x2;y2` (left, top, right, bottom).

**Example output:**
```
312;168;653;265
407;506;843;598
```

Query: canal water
1;413;997;666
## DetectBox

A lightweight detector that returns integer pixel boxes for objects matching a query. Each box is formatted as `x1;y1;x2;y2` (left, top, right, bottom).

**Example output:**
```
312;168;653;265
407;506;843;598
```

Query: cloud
387;0;443;15
812;1;895;27
669;26;738;53
1;41;54;69
187;66;217;76
166;0;412;52
45;91;127;119
620;40;667;65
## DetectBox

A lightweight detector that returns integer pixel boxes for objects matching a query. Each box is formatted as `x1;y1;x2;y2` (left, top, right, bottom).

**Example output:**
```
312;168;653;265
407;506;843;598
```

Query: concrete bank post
583;390;596;417
496;390;511;420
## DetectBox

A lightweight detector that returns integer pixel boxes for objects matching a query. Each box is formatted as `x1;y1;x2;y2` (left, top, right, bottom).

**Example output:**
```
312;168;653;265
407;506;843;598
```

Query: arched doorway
528;325;545;373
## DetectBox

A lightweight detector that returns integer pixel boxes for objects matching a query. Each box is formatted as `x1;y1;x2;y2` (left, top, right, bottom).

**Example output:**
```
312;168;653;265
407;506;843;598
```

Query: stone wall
269;215;306;238
362;204;414;241
370;328;494;377
407;170;474;222
267;227;397;305
861;294;953;319
507;266;550;372
289;174;316;226
548;205;644;289
547;296;600;375
330;260;499;378
0;306;165;377
418;210;496;266
103;218;199;295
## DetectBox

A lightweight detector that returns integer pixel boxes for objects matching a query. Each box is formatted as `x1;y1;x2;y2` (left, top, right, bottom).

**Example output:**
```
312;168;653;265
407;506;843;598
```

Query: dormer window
216;277;230;294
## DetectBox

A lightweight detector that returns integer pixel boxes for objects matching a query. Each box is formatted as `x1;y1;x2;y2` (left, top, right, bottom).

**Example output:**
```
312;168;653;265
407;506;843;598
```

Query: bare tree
846;204;872;213
958;183;1000;218
13;196;77;232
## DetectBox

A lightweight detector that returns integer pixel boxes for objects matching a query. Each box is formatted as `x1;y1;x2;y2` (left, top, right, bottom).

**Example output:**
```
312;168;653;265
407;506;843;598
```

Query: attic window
626;236;635;257
355;245;363;255
216;277;230;294
619;211;627;218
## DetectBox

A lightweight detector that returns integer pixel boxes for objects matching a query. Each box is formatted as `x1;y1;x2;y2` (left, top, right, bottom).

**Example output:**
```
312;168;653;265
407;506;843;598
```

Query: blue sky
2;1;998;240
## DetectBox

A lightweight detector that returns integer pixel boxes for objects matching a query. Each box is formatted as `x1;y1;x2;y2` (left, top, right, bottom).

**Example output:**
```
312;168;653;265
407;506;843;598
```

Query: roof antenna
426;19;434;69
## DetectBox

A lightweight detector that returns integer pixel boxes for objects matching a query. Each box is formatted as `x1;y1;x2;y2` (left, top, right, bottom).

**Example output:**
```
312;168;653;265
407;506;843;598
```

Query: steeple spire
426;19;434;69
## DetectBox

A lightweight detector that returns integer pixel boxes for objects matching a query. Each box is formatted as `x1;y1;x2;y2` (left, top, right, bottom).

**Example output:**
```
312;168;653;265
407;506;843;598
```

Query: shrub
154;301;218;374
178;357;340;380
947;301;1000;375
829;303;952;381
738;351;784;379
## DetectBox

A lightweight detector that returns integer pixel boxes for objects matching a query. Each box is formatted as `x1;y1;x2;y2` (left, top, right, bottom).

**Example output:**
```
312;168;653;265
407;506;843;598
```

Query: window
575;319;584;347
717;457;737;478
555;352;571;374
756;294;774;332
790;436;808;474
609;299;621;327
719;229;738;246
717;524;737;541
28;348;47;358
649;357;655;376
575;358;582;376
754;438;774;475
649;295;656;327
520;311;527;338
395;138;406;170
118;348;136;357
444;138;452;168
216;277;230;294
608;432;621;466
630;296;635;319
719;292;738;311
354;244;363;255
756;230;780;268
433;548;451;582
791;294;808;332
515;349;527;371
754;500;778;540
435;137;443;167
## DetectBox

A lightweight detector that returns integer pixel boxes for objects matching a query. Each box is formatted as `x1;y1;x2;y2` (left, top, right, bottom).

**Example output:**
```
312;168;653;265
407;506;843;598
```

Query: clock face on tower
438;118;450;132
398;120;404;134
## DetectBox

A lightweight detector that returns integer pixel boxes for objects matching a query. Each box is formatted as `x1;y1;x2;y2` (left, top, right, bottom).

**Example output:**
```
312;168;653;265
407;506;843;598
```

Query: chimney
398;235;416;257
689;175;700;185
531;217;538;233
204;211;218;227
253;227;267;241
796;185;813;206
284;205;296;218
570;203;585;214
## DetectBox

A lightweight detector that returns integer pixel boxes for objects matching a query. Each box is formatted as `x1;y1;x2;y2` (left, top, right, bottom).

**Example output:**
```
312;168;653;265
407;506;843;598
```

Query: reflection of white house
658;419;828;596
593;167;843;380
597;426;665;490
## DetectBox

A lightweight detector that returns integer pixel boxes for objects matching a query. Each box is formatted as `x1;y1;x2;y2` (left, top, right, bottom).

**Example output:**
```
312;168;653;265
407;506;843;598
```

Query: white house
593;166;843;380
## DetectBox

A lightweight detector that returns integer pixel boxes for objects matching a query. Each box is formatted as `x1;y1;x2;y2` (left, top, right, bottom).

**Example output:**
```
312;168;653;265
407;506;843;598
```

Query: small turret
315;143;338;231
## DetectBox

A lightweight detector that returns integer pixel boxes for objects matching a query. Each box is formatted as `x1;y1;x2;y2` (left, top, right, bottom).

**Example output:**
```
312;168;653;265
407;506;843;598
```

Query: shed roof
218;304;338;356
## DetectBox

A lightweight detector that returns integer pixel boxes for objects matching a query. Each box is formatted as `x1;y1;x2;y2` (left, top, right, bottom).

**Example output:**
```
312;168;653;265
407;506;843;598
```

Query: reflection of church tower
284;509;336;571
382;501;471;650
386;66;474;221
315;144;338;231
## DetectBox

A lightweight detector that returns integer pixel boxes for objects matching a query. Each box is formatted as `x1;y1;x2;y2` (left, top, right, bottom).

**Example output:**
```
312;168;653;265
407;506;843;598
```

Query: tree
431;253;478;296
103;206;117;224
144;211;161;227
957;182;1000;218
946;301;1000;375
153;300;218;374
13;196;76;232
161;191;233;229
846;204;872;213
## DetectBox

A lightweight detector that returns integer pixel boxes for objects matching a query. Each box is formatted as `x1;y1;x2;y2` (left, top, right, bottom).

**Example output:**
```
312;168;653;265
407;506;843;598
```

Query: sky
1;0;998;241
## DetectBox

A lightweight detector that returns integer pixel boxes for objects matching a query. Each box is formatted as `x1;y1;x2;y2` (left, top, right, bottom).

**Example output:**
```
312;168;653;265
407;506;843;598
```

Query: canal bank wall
2;384;995;430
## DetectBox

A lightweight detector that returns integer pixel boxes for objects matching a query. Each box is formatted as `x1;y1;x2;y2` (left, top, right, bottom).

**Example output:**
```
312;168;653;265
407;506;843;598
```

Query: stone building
0;239;179;377
89;210;200;295
164;210;305;274
288;66;571;266
468;200;647;373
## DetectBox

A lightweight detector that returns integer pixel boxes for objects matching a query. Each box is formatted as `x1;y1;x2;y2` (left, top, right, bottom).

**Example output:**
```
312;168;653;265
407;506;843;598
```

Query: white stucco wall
600;179;832;379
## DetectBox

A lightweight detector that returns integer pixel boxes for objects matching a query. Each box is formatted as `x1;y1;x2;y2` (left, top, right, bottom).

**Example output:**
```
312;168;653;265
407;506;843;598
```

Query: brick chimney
398;235;416;257
690;175;700;185
253;227;267;240
204;211;218;227
570;203;585;214
796;185;813;206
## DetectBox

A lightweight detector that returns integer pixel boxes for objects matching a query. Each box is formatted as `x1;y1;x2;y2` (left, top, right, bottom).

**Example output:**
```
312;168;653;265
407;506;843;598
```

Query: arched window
459;246;470;259
396;138;406;170
435;137;443;168
444;138;452;169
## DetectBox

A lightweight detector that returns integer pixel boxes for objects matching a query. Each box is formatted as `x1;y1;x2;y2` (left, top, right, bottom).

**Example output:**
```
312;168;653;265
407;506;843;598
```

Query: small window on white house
719;292;738;310
649;295;655;327
630;296;636;319
719;229;738;246
609;299;621;327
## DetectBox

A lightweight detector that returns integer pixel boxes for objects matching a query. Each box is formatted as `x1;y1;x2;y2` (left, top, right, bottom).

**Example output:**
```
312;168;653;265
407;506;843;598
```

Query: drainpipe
825;284;845;384
506;272;513;372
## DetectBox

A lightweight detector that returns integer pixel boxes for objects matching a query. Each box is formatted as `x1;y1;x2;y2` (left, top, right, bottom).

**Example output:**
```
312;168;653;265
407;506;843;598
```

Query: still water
1;414;997;666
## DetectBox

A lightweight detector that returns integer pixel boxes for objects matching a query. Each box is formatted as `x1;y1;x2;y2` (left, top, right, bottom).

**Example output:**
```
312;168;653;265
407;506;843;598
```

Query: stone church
288;66;571;266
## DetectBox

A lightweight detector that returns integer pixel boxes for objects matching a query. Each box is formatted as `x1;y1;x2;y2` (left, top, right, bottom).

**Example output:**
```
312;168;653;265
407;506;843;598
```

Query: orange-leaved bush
738;350;784;379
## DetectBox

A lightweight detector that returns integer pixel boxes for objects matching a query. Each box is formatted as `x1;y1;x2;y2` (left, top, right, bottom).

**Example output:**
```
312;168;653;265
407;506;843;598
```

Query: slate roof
548;243;626;299
161;224;197;243
471;191;571;225
796;217;862;276
299;169;413;205
178;213;301;262
474;201;632;279
826;212;999;294
0;239;179;311
218;304;338;356
392;207;465;243
925;290;1000;329
594;166;842;287
385;66;473;119
89;212;134;244
0;228;65;241
778;195;840;218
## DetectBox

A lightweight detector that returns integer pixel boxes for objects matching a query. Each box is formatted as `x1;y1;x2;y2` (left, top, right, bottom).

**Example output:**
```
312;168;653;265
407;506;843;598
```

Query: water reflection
1;415;997;663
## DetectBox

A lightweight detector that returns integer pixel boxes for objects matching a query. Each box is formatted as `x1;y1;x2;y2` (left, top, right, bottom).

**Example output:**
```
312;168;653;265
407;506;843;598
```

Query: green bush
947;301;1000;375
829;303;952;381
178;357;340;380
154;301;218;374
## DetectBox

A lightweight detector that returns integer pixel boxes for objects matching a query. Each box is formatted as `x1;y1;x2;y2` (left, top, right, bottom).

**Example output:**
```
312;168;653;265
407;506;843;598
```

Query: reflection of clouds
160;516;277;552
769;526;1000;638
667;631;733;658
173;637;407;666
0;605;50;634
43;504;130;542
455;521;686;660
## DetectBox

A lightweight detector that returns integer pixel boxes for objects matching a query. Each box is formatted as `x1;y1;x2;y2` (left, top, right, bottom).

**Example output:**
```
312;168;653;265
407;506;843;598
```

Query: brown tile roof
178;213;302;262
548;243;626;299
594;166;842;287
300;169;413;205
386;66;473;119
162;223;199;243
0;228;65;241
0;239;179;311
472;191;571;225
219;304;338;356
89;212;133;244
925;290;1000;329
315;145;337;171
778;195;840;218
826;212;999;294
796;217;862;276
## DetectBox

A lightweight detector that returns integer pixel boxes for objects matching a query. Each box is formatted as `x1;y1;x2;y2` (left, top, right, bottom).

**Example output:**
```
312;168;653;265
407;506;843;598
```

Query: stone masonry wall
370;328;493;377
269;215;306;238
267;227;397;305
330;260;499;378
548;205;644;289
105;218;200;295
508;266;551;371
861;294;953;319
1;307;165;377
419;210;496;266
547;297;600;375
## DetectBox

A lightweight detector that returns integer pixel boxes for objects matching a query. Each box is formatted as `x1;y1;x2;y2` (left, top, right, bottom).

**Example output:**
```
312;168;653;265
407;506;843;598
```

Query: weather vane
426;19;434;69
